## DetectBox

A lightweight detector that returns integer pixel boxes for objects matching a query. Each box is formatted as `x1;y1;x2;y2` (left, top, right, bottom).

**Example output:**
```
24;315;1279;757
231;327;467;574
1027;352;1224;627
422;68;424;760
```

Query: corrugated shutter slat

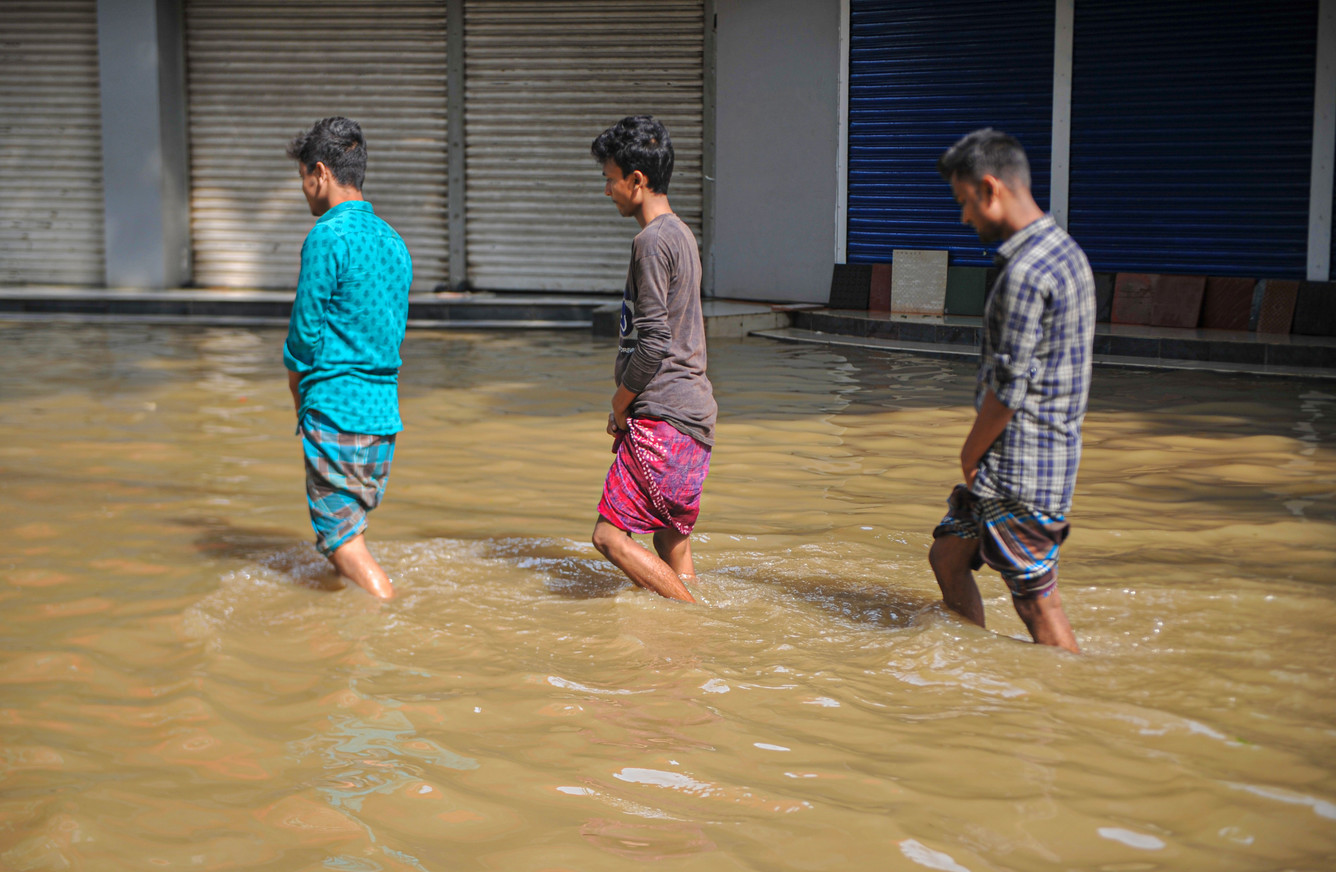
0;0;105;285
185;0;449;290
846;0;1054;266
1069;1;1318;278
462;0;703;292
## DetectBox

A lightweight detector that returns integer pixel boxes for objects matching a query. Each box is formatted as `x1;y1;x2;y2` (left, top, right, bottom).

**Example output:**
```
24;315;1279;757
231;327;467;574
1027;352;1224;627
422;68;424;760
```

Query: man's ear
629;169;648;190
979;174;1011;206
977;174;998;203
967;174;999;208
313;161;332;185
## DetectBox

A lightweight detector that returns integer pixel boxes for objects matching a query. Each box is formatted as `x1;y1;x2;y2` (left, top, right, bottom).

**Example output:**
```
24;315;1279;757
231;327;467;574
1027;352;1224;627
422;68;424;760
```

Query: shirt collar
995;214;1056;264
316;200;373;224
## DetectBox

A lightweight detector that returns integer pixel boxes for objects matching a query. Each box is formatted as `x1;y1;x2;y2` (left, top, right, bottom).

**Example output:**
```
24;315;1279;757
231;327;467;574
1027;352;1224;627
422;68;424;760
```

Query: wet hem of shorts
597;510;692;538
1006;575;1058;600
316;521;367;557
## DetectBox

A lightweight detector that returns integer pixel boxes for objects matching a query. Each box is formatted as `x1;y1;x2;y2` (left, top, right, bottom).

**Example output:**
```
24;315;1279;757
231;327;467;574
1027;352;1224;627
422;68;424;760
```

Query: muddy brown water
1;322;1334;871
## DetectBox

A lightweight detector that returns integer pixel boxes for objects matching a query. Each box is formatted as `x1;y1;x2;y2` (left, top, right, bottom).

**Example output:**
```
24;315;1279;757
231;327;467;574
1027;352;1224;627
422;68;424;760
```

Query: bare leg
1013;589;1080;653
652;527;695;581
592;516;695;603
328;533;394;600
928;534;985;627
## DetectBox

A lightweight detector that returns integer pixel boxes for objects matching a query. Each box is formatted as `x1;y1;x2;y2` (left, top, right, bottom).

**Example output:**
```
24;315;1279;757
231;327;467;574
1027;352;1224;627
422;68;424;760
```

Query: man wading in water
927;129;1095;652
283;117;412;599
588;115;717;603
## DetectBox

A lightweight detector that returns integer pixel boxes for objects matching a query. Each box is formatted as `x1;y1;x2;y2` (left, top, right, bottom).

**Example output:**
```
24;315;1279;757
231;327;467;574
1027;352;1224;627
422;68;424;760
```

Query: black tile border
1267;343;1336;369
1204;340;1266;366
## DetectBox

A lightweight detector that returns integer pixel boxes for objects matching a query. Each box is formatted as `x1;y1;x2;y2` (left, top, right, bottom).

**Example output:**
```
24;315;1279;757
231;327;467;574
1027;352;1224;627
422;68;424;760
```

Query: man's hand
607;412;622;436
961;454;980;489
611;384;637;433
960;389;1014;488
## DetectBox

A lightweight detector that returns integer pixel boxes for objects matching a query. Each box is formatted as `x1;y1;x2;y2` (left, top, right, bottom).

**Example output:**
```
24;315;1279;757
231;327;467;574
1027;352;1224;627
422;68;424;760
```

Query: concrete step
0;288;613;329
0;289;794;337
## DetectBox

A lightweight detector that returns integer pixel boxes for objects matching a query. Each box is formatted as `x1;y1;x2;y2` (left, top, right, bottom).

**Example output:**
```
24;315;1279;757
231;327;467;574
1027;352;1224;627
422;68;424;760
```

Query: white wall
712;0;842;303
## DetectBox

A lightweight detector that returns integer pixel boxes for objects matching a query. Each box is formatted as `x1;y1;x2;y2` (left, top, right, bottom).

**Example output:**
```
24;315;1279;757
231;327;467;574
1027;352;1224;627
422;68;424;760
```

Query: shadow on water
196;513;941;624
187;514;633;600
179;516;345;591
181;515;297;560
477;536;631;599
464;534;939;625
469;534;938;628
794;580;937;631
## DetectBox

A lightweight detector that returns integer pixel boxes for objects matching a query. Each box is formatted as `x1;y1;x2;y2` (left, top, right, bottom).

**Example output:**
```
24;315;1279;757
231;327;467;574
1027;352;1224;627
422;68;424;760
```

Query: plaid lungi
300;410;396;555
932;484;1070;598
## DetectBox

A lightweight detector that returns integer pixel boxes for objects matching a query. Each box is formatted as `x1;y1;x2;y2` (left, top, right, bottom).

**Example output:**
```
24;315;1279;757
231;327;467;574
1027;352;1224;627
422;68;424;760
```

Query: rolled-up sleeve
283;226;340;373
988;273;1048;409
621;250;672;393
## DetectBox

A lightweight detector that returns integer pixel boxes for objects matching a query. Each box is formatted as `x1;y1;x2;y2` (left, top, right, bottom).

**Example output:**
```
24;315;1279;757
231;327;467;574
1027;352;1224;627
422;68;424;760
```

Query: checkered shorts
300;410;396;555
932;484;1070;598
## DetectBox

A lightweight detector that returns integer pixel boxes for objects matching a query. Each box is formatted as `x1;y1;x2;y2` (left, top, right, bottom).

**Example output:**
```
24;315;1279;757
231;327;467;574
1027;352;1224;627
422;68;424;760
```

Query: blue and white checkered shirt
973;214;1095;516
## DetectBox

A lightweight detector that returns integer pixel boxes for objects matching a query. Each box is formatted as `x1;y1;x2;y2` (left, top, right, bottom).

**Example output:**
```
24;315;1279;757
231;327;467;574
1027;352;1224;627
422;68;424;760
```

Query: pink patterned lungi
598;417;711;535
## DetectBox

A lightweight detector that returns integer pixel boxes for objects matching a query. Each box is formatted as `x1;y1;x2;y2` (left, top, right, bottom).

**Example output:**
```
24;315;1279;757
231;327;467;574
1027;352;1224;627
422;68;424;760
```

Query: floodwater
2;321;1334;872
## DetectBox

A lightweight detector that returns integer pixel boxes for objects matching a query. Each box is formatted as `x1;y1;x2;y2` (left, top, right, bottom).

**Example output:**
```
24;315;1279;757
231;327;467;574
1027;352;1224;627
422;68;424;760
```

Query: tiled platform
749;309;1336;379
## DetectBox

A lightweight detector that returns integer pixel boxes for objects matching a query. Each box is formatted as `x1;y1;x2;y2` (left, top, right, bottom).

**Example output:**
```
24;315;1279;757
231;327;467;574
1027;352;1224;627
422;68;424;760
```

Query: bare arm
960;389;1014;488
610;383;637;433
288;369;303;416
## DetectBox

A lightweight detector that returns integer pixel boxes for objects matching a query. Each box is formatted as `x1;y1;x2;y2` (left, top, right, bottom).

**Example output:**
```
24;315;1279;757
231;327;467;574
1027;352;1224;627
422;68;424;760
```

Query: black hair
937;128;1031;191
590;115;674;194
286;116;367;189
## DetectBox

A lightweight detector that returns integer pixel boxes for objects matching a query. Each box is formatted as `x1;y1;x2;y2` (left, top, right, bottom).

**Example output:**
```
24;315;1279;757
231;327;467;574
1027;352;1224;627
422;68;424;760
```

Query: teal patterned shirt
283;201;412;435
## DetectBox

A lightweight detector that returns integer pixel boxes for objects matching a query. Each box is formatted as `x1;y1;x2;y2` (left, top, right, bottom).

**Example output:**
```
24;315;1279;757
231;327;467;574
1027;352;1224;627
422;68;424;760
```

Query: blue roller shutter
1069;0;1318;278
846;0;1055;266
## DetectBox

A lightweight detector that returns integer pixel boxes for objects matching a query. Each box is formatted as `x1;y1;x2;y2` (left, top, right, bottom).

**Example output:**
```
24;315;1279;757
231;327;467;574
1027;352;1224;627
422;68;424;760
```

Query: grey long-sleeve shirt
614;213;717;445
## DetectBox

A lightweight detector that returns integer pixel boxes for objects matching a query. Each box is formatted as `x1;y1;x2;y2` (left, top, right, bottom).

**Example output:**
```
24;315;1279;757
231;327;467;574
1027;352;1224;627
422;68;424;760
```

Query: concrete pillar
446;0;466;291
714;0;841;303
97;0;191;289
1310;0;1335;281
1050;0;1074;231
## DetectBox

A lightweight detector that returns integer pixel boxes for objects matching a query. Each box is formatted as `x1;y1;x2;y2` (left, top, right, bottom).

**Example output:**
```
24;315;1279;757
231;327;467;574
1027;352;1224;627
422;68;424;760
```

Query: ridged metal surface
185;0;449;290
1069;1;1318;278
0;0;106;285
462;0;703;292
846;0;1054;267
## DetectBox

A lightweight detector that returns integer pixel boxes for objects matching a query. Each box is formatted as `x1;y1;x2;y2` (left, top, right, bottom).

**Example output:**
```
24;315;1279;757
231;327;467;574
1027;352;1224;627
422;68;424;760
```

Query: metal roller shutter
463;0;704;292
846;0;1054;266
1069;0;1318;277
185;0;449;290
0;0;105;286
